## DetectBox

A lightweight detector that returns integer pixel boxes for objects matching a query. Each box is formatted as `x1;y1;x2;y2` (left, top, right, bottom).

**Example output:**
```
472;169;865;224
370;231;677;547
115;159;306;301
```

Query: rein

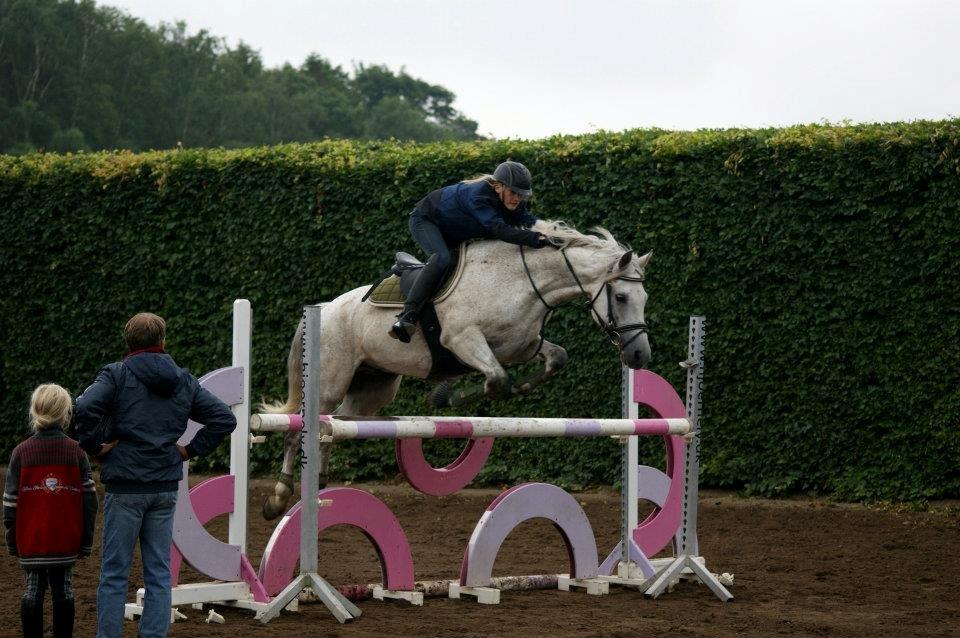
520;244;649;358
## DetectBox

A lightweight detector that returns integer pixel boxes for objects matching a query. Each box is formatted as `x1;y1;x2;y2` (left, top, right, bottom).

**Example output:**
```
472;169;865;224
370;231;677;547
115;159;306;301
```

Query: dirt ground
1;476;958;638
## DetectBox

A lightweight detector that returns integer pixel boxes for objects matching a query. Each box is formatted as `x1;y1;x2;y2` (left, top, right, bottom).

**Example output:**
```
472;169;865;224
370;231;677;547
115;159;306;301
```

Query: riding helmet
493;161;533;197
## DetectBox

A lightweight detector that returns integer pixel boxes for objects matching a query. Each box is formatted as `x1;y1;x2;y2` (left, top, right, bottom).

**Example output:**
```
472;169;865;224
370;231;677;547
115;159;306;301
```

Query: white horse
261;220;653;519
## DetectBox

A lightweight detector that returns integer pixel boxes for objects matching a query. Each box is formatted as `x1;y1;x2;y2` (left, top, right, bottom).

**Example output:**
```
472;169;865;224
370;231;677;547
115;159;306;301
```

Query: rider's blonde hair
462;174;497;186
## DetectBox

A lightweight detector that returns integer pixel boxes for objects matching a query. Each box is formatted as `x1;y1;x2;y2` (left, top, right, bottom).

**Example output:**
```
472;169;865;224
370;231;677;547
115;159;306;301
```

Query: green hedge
1;120;957;501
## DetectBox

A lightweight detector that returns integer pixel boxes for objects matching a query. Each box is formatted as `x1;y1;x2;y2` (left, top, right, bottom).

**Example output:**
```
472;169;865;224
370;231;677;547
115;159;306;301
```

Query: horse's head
530;220;653;368
593;250;652;369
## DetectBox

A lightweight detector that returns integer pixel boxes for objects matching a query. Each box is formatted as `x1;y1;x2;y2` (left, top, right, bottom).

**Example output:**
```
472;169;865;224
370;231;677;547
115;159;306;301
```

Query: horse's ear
636;250;652;268
609;250;634;274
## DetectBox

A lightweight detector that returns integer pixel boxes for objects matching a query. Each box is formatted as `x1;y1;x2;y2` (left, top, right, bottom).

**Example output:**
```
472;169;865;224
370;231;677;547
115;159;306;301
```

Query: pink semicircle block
459;482;599;588
257;487;415;596
396;437;495;496
630;369;687;557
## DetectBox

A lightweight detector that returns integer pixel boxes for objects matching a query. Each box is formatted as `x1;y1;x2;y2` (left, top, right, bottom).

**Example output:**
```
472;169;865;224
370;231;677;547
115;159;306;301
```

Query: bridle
520;244;649;355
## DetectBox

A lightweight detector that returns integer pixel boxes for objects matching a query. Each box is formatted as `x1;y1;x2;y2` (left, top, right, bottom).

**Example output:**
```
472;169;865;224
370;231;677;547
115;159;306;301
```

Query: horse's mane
532;219;630;261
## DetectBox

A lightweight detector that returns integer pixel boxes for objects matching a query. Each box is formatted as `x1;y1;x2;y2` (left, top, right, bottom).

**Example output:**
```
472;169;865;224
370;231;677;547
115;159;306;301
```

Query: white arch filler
457;482;600;590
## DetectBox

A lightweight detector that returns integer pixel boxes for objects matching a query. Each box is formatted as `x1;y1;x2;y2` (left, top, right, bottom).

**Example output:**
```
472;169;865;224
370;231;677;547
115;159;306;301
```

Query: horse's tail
260;317;305;415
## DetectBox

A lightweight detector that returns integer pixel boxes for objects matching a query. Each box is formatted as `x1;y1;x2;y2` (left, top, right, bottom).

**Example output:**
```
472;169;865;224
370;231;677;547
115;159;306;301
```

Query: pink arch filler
630;370;686;557
396;436;495;496
458;482;599;588
257;487;416;596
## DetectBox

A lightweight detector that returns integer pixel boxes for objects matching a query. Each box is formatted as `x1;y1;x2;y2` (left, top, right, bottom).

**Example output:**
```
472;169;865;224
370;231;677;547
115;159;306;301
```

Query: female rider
389;160;550;343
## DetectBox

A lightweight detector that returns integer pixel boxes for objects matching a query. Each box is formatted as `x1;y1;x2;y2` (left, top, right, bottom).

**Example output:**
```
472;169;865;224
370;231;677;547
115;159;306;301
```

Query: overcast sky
106;0;959;140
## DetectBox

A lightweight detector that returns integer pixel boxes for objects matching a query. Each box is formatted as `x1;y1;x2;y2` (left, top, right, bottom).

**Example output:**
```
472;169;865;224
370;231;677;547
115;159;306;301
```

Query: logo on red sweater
22;474;78;494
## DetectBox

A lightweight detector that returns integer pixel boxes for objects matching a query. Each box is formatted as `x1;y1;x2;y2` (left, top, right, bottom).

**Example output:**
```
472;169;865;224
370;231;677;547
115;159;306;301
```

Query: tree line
0;0;481;154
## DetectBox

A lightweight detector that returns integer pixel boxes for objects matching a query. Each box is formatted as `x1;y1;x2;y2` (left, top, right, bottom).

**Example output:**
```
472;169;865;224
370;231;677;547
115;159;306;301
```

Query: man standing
74;312;236;638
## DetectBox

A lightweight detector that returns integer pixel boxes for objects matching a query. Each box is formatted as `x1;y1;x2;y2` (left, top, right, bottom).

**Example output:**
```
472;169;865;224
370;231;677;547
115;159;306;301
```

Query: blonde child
4;384;98;638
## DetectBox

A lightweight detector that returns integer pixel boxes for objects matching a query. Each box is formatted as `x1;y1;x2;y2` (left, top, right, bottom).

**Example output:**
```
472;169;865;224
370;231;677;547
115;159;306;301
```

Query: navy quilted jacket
415;180;540;247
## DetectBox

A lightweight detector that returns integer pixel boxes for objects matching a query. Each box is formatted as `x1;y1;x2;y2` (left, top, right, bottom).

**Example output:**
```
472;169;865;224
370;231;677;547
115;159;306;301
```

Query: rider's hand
535;234;552;248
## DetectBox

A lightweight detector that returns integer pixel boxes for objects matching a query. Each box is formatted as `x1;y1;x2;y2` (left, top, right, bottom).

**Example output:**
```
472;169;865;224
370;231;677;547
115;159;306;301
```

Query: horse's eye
615;294;628;303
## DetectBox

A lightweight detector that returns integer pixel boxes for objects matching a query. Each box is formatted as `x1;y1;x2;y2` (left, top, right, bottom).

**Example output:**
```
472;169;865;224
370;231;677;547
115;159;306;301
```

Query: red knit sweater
3;429;98;568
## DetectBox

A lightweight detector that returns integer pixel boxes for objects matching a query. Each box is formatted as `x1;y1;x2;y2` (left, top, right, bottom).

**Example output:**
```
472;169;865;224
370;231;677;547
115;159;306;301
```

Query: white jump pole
229;299;251;554
257;304;362;624
250;414;689;438
320;417;689;439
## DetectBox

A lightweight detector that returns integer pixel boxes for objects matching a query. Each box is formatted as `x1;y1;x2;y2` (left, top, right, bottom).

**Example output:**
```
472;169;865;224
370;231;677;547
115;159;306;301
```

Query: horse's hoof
427;381;454;408
485;377;512;401
262;497;286;521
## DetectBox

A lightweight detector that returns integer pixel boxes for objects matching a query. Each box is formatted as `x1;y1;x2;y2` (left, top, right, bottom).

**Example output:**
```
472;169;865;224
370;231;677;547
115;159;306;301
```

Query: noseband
520;245;649;352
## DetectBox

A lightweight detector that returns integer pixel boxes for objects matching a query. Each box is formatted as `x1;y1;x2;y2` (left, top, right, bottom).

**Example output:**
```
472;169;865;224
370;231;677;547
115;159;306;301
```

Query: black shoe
389;313;418;343
52;598;74;638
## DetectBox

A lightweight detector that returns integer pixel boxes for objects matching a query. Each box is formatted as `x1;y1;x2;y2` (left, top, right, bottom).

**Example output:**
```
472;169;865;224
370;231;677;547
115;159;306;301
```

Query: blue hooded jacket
74;351;236;493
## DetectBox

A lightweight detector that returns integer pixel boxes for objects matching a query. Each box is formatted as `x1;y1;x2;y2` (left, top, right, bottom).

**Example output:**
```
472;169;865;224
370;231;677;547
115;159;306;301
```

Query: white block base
557;574;610;596
448;582;500;604
372;586;424;606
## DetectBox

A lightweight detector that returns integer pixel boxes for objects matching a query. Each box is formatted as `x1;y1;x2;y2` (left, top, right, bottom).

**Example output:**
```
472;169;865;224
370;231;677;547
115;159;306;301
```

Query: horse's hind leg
338;371;403;415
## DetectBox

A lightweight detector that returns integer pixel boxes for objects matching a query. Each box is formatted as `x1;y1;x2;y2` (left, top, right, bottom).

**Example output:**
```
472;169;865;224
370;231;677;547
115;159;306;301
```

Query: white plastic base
557;574;610;596
448;582;501;604
372;586;424;606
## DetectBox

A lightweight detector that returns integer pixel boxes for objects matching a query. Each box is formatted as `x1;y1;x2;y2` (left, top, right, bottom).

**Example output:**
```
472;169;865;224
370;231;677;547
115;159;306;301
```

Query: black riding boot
21;597;43;638
52;598;74;638
389;254;447;343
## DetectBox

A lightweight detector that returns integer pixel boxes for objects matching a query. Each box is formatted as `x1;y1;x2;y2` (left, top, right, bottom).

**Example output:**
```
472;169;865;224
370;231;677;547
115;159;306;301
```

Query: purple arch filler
458;482;599;588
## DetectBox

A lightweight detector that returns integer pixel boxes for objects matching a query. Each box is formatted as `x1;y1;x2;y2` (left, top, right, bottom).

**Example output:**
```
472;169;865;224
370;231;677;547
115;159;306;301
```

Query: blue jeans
97;491;177;638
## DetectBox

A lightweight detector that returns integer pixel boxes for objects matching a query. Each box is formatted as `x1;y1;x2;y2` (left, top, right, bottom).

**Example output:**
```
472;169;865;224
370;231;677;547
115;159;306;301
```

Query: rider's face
495;183;525;211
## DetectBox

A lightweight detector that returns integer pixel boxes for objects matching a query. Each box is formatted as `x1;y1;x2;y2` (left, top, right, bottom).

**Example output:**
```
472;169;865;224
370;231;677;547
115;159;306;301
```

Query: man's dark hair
123;312;166;351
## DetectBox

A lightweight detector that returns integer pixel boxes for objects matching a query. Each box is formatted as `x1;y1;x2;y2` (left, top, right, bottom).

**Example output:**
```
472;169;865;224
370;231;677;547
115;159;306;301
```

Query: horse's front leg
262;430;302;520
263;415;337;520
512;339;568;395
441;326;511;399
